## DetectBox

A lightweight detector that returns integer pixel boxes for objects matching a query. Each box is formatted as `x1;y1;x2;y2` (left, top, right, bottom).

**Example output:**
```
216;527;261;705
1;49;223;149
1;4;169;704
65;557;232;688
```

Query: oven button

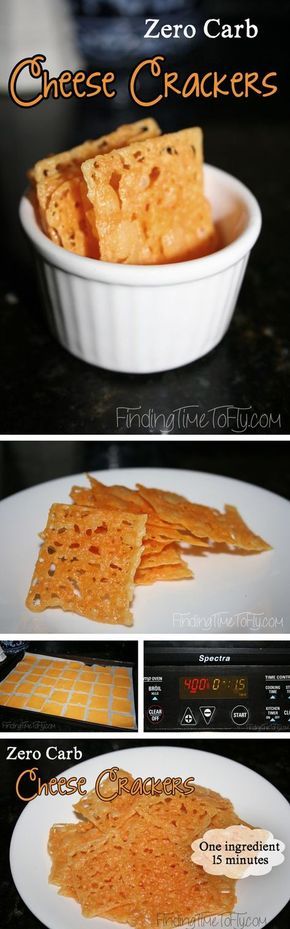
180;707;197;727
199;706;216;726
147;705;164;725
231;705;249;726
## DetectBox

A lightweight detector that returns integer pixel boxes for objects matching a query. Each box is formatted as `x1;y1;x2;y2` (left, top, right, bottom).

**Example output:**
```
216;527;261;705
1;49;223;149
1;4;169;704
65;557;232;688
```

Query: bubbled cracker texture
81;127;217;264
44;176;100;257
136;485;271;551
135;561;194;585
48;770;240;928
26;504;147;625
140;542;186;568
29;119;160;255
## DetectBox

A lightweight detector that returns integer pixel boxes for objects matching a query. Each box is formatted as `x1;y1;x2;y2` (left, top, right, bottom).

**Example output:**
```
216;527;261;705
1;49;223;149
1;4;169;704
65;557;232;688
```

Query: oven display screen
179;675;248;699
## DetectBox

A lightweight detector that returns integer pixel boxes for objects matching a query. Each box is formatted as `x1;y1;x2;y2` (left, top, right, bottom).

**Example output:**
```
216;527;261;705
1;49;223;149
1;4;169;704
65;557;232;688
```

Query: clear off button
147;705;163;725
231;705;249;726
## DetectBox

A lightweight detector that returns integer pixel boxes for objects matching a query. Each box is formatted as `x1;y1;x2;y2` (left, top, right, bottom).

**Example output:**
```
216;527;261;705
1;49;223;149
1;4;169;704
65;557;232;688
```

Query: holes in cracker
110;171;121;193
68;577;81;598
149;167;160;184
109;171;122;209
27;501;146;622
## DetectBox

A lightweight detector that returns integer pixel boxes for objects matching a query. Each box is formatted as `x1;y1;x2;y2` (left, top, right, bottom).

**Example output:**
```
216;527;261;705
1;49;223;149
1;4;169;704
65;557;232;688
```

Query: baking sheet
0;652;136;729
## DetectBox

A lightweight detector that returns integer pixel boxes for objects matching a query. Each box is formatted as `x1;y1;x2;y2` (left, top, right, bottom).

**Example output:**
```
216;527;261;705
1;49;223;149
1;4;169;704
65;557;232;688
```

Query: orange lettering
129;56;164;107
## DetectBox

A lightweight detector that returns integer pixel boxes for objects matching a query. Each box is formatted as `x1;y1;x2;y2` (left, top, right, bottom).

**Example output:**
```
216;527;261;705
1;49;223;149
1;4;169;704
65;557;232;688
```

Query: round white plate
10;745;290;929
0;467;289;634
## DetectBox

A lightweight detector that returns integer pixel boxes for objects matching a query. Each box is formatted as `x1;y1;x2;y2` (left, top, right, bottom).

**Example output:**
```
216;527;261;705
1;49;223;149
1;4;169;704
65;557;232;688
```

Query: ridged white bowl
19;165;261;374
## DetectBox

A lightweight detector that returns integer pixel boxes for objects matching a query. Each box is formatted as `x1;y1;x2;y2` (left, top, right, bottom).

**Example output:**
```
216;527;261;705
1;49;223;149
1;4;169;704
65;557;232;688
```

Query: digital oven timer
179;675;248;699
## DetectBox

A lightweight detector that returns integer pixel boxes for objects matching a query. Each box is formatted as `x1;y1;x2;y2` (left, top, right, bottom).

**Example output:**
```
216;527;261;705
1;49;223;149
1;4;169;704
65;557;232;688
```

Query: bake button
231;705;249;726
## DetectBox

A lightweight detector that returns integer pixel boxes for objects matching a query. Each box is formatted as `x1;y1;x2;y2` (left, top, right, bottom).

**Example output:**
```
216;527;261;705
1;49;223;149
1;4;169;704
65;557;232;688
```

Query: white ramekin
19;164;262;374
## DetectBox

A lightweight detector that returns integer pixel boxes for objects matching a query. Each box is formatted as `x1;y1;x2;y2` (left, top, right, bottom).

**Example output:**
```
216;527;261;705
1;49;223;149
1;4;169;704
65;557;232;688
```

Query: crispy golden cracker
49;772;240;926
146;517;208;546
26;504;146;625
140;542;186;569
29;119;160;254
44;176;100;256
71;479;204;549
137;485;270;552
70;486;96;507
88;475;148;514
81;127;216;264
221;505;272;552
135;561;193;585
141;538;169;555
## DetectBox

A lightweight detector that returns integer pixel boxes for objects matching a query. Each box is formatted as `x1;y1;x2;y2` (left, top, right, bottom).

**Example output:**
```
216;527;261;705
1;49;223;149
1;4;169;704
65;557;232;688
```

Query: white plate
10;745;290;929
0;467;289;634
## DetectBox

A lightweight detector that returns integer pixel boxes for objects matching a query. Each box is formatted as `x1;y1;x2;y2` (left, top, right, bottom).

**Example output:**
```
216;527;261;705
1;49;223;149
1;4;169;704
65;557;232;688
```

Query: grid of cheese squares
0;652;136;729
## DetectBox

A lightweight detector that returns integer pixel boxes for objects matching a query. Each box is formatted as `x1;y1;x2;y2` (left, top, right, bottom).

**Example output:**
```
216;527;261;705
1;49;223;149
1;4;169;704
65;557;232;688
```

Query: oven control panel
144;666;290;731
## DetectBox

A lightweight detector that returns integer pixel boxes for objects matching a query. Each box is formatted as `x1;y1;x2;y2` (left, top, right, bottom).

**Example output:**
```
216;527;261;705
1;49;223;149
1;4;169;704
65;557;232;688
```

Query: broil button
231;705;249;726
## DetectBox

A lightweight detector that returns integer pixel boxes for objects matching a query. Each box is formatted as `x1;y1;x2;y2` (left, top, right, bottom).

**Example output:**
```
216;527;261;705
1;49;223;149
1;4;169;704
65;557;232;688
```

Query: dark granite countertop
0;1;289;435
1;738;289;928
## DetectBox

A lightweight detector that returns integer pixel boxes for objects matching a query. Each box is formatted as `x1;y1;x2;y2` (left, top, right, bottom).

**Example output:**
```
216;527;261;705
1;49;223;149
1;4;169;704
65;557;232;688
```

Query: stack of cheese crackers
48;769;242;925
26;475;271;626
29;119;217;264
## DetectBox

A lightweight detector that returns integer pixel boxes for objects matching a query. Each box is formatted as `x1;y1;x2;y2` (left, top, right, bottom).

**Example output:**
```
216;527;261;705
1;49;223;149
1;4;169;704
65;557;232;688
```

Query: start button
231;705;249;726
